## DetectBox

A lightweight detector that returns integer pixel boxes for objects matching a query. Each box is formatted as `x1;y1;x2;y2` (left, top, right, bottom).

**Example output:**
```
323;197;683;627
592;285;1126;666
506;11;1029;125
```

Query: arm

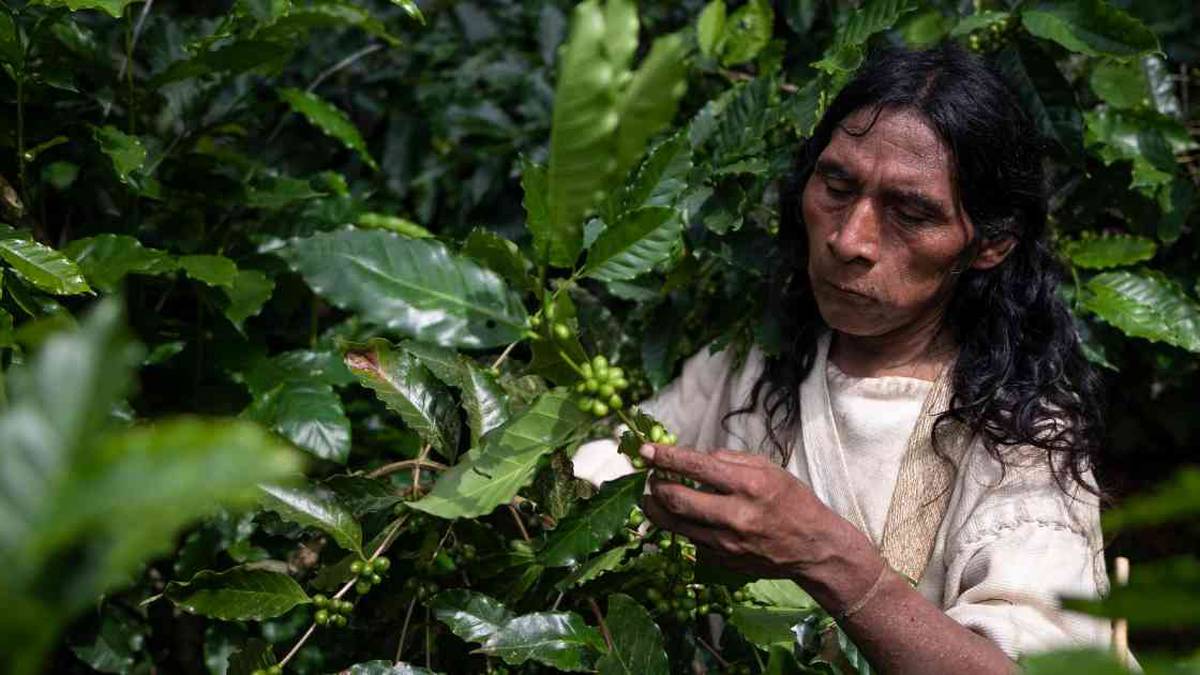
639;443;1016;675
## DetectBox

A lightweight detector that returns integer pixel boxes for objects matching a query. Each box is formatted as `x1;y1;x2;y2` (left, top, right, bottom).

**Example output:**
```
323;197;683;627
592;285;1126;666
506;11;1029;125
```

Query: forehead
820;106;956;194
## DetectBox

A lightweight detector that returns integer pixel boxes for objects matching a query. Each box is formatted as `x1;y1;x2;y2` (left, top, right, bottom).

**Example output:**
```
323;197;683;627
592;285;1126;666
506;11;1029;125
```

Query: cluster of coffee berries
646;582;731;623
403;576;440;602
966;13;1018;53
574;356;629;417
250;666;282;675
621;506;647;542
350;556;390;595
312;594;353;628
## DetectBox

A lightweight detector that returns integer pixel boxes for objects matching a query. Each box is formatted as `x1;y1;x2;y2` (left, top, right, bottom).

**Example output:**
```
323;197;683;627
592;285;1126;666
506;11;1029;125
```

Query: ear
971;236;1016;270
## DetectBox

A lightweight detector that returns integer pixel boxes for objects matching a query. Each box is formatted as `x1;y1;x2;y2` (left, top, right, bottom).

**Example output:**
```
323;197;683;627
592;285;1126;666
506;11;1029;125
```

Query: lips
821;279;875;301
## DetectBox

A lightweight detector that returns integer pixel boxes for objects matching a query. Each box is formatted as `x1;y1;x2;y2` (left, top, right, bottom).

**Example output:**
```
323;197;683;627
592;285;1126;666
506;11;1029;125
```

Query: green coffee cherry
315;608;330;625
372;556;391;572
356;580;372;595
553;323;571;340
631;456;646;470
370;573;383;585
338;599;353;614
332;614;348;627
591;400;609;417
313;594;329;608
350;560;365;575
608;394;623;410
649;425;665;443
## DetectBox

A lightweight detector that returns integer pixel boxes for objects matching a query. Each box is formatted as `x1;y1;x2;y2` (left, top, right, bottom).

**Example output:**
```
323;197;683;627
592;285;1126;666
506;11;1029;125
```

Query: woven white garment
571;335;1113;660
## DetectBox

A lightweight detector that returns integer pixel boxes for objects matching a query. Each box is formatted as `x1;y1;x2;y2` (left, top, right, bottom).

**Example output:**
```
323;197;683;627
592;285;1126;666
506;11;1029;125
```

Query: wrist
792;517;886;614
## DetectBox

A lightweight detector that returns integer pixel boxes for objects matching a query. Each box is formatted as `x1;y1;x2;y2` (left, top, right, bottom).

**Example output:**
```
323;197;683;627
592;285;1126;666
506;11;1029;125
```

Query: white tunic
572;338;1112;660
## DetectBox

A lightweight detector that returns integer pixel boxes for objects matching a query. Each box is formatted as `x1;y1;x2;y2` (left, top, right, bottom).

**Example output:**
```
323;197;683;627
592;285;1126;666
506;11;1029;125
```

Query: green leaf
357;213;433;238
614;32;688;180
729;604;814;649
621;132;693;214
411;390;591;519
1061;234;1156;270
697;0;726;59
154;40;293;85
1020;0;1158;58
287;229;528;349
63;234;176;292
70;613;140;674
458;359;511;445
244;381;350;464
597;594;668;675
993;41;1084;164
898;9;948;47
556;543;637;590
948;10;1010;38
1089;58;1153;110
1102;468;1200;533
345;662;438;675
222;269;275;330
1081;270;1200;352
241;349;356;395
399;340;463;385
0;227;91;295
258;3;400;47
31;0;143;19
258;483;362;556
323;475;405;517
1083;108;1194;199
719;0;773;66
541;472;645;567
431;589;515;643
92;125;147;185
245;175;325;210
584;207;681;282
389;0;425;24
278;88;377;170
165;567;310;621
179;254;239;288
462;229;534;293
344;338;461;458
1019;649;1128;675
741;579;816;609
545;0;618;267
481;612;606;672
833;0;917;47
225;638;277;675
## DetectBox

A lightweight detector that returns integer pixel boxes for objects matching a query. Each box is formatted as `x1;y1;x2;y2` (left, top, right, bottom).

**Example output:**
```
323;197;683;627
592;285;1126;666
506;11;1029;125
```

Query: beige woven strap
878;363;970;582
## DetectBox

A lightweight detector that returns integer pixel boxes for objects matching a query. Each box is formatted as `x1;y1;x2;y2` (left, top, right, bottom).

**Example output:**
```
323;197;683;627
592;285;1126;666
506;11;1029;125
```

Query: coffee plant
0;0;1197;673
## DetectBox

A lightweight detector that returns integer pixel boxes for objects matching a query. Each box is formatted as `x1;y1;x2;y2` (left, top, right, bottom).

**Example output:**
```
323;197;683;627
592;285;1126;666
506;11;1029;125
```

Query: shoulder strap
878;363;971;582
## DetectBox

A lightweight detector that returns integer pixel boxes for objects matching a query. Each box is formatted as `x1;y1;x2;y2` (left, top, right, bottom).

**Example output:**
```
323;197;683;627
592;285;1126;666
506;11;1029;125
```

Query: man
573;43;1110;672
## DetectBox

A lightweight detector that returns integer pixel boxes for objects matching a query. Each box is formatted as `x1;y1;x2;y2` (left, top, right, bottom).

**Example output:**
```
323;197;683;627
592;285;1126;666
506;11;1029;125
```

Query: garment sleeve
940;480;1112;660
571;346;736;487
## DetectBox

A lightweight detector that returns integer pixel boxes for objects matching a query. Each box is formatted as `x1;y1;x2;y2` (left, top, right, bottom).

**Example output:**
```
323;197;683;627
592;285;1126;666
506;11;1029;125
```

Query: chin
813;293;896;337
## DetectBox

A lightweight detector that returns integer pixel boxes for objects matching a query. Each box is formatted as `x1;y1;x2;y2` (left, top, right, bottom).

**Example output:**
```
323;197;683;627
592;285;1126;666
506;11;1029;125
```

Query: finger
640;444;748;493
708;449;772;467
641;494;725;550
647;474;737;528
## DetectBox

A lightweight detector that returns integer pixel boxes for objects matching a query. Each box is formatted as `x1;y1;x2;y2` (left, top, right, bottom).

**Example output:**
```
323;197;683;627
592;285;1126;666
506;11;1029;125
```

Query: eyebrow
814;159;950;221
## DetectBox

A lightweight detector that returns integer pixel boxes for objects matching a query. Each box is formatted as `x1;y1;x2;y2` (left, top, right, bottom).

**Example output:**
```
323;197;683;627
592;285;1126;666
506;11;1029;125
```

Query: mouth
821;279;875;301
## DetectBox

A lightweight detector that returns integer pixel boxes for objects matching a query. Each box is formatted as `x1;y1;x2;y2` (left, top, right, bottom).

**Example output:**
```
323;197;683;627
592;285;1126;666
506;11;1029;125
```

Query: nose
827;198;880;265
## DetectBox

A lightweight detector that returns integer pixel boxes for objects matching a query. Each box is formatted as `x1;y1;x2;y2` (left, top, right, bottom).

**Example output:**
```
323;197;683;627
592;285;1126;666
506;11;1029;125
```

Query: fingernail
639;444;656;461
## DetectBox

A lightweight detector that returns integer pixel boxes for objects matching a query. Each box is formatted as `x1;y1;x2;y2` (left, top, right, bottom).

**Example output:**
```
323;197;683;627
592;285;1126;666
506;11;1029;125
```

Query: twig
425;606;433;670
279;515;407;667
395;597;418;663
587;597;614;651
695;635;731;669
307;43;384;93
367;457;447;479
508;503;531;542
490;341;518;370
1112;556;1130;669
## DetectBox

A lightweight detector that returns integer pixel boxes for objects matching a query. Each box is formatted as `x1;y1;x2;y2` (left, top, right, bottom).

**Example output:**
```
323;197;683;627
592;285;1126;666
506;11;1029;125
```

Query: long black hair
731;42;1105;496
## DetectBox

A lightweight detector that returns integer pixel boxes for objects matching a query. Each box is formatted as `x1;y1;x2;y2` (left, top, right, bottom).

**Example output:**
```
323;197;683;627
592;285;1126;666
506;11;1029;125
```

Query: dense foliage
0;0;1197;673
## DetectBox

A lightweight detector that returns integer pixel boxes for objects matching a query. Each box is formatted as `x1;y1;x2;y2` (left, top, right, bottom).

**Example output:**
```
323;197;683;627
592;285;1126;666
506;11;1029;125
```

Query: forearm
797;524;1016;675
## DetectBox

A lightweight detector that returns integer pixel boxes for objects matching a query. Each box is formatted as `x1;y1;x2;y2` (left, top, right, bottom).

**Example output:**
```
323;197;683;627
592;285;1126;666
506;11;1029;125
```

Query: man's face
801;106;982;338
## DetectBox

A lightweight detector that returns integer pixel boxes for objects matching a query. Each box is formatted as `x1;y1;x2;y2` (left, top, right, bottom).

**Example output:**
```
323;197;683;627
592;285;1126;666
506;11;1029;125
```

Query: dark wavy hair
731;43;1104;496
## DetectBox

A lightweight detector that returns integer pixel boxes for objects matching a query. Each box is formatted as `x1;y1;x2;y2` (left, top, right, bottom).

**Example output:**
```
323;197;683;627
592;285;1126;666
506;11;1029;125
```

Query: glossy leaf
993;41;1084;164
165;567;310;621
279;88;377;170
91;126;146;185
431;589;515;643
0;230;91;296
323;475;405;517
462;229;534;293
288;229;528;349
1081;270;1200;352
1019;649;1128;675
411;390;591;519
557;543;637;590
615;33;688;180
346;662;438;675
63;234;176;292
179;254;238;288
258;483;363;556
729;604;814;649
225;638;277;675
597;594;668;675
481;612;605;671
399;340;463;385
244;381;351;463
222;269;275;330
541;472;645;567
621;132;692;212
1062;234;1156;270
31;0;142;17
458;359;511;444
344;338;460;458
358;213;433;238
1021;0;1158;58
153;40;292;85
545;0;616;267
584;207;681;282
834;0;917;47
741;579;816;609
1062;556;1200;628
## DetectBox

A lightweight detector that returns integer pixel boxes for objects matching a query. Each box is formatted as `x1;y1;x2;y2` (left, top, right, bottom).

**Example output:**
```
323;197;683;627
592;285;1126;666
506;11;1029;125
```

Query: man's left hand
639;443;862;580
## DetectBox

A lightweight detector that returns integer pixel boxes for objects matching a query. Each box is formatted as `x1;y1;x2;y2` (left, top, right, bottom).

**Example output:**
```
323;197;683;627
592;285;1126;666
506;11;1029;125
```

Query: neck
828;314;956;381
